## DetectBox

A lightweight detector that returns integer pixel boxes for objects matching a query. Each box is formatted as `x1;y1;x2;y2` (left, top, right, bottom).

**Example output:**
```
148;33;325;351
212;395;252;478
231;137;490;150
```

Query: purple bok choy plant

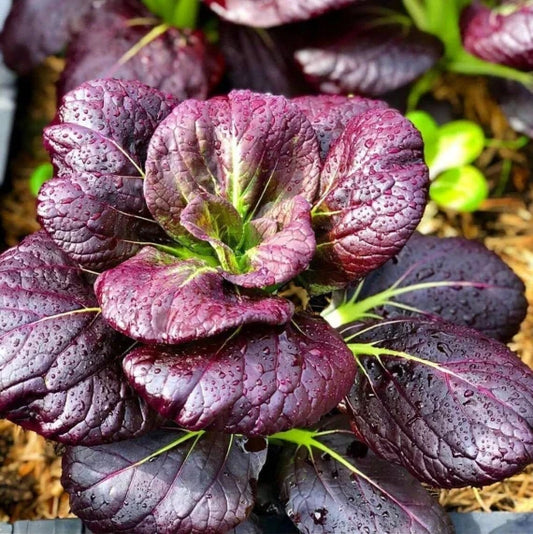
0;77;531;533
0;0;224;100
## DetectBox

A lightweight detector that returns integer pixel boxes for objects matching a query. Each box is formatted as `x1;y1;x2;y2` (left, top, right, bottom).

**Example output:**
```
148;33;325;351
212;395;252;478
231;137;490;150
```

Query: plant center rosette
1;79;532;534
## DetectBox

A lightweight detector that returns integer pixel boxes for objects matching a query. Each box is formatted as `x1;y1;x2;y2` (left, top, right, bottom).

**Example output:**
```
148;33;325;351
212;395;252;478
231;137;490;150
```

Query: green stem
485;136;530;150
348;342;464;378
402;0;430;32
406;68;441;110
141;0;199;28
117;23;169;67
132;430;205;468
447;50;533;88
269;429;376;486
170;0;200;29
321;280;486;329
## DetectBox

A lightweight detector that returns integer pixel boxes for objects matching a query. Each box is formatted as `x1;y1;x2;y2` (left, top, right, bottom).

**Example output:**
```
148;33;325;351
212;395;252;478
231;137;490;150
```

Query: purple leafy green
37;173;168;271
62;430;267;533
59;0;224;99
95;246;294;344
461;2;533;70
345;317;533;488
304;106;429;293
218;21;308;96
45;78;179;177
0;0;90;74
122;313;356;435
204;0;363;28
294;14;443;96
145;90;321;236
292;94;388;159
0;232;158;445
354;232;528;341
144;90;321;286
278;420;453;534
40;79;178;270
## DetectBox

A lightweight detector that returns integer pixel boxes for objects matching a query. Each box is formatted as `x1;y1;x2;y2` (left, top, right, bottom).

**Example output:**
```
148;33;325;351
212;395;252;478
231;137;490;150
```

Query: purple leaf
41;78;178;269
181;194;315;287
279;422;453;534
461;2;533;70
0;0;90;74
0;232;158;445
45;78;179;177
62;430;267;533
355;232;528;341
492;78;533;137
144;89;321;240
37;173;168;271
223;196;316;287
218;21;309;96
294;16;443;97
345;318;533;488
292;94;388;159
123;314;356;436
204;0;363;27
305;107;429;293
95;246;294;344
59;0;224;99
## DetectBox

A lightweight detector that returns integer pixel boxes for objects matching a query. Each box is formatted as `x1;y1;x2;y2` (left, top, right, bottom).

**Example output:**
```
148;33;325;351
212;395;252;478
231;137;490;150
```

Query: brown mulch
0;67;532;521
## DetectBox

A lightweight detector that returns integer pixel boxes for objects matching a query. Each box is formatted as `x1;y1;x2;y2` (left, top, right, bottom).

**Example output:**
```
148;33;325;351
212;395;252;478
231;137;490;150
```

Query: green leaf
429;165;489;212
141;0;199;29
29;162;53;197
180;194;245;272
428;120;486;177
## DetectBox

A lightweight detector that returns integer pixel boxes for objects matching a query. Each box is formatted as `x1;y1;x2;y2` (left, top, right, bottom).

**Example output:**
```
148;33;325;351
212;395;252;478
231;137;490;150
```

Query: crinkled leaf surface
279;424;453;534
59;0;224;99
62;430;267;533
37;173;168;271
41;79;177;269
292;94;388;159
461;2;533;69
45;78;179;177
0;232;157;445
305;107;428;293
123;313;356;435
345;318;533;488
294;17;442;97
354;232;527;341
95;246;293;344
145;89;321;238
0;0;90;74
218;21;308;96
204;0;362;27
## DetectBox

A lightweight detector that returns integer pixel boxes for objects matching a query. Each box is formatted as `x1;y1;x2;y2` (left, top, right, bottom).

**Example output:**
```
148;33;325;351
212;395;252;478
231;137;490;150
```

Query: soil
0;64;532;521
